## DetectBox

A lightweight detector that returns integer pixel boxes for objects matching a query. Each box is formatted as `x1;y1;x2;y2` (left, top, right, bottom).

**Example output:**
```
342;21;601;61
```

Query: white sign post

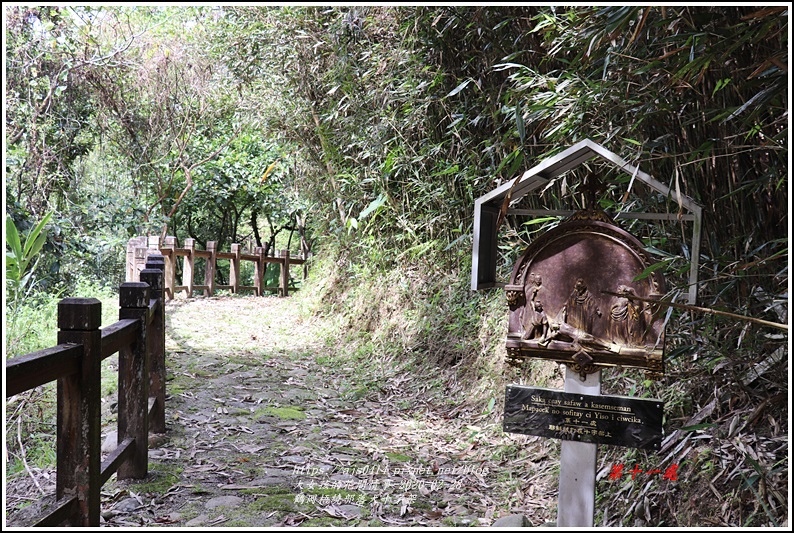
556;366;601;527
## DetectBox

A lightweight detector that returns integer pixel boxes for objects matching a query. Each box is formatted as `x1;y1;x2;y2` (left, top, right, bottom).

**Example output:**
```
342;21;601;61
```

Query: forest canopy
5;5;787;301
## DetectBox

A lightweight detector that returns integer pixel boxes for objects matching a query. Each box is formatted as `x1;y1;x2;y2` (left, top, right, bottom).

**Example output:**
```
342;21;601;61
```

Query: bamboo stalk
601;291;788;331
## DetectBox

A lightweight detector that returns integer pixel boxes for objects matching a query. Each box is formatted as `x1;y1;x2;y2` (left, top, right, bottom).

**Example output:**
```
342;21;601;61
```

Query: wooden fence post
144;254;166;276
162;236;177;300
254;246;265;296
125;237;148;282
280;249;290;297
56;298;102;526
267;246;275;292
147;235;161;251
205;241;217;297
141;261;165;434
183;238;195;297
117;282;150;479
230;243;241;294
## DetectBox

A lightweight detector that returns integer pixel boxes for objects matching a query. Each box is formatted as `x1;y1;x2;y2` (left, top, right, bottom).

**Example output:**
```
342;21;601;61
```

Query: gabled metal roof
471;139;703;304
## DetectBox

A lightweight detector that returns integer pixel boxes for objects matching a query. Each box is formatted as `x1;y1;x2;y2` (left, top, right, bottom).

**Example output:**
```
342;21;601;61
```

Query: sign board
503;384;663;450
504;210;667;380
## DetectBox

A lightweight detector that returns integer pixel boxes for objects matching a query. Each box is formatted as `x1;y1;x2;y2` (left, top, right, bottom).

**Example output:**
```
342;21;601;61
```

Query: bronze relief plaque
505;210;665;378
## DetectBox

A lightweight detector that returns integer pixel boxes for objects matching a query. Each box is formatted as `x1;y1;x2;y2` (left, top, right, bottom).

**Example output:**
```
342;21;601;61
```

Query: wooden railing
5;256;166;527
127;236;310;299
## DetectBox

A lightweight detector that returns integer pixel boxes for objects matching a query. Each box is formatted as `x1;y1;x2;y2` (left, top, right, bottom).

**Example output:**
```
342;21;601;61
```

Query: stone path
9;295;558;527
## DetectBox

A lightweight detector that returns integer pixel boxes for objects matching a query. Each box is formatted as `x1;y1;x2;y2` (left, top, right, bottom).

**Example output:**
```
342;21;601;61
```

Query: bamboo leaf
260;160;279;182
522;216;557;226
679;423;717;432
359;194;386;220
515;99;525;143
493;62;526;72
712;77;731;97
633;260;670;281
447;79;471;97
721;86;775;123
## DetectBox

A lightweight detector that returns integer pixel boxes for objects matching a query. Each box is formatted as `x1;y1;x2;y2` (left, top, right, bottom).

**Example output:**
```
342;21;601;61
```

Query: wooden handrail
5;258;166;527
100;437;135;485
100;319;139;360
128;236;312;299
34;496;79;527
5;344;83;398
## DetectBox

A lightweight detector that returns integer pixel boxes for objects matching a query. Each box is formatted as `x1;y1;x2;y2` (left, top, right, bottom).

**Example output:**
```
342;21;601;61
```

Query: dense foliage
4;5;788;527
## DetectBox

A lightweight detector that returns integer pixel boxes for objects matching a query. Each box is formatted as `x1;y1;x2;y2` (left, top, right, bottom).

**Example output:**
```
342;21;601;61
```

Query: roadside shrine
502;208;666;526
471;140;703;526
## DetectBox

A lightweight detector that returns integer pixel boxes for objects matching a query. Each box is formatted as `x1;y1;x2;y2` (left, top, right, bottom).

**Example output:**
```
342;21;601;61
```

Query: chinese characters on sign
607;463;678;481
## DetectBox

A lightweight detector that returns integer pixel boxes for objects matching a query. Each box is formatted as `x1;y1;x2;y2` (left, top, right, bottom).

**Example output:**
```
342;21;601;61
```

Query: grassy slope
301;240;788;527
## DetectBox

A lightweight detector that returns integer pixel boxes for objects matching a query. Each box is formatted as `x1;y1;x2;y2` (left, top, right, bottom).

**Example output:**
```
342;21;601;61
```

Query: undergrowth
300;240;511;414
296;240;789;527
5;278;121;481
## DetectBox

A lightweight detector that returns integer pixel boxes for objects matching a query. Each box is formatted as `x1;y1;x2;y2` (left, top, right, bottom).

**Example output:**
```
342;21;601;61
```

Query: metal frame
471;139;703;304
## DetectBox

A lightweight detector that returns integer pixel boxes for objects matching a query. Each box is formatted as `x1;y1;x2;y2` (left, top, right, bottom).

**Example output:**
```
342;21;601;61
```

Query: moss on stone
125;463;183;494
255;406;306;420
248;494;298;513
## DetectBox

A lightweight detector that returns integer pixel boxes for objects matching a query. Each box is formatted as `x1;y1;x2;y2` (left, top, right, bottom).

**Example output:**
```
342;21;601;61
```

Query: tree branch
601;290;788;331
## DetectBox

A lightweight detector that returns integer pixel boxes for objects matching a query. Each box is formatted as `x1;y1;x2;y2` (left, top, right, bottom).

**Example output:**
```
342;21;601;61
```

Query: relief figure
527;272;543;304
520;273;545;340
522;300;549;342
566;278;601;333
608;285;649;345
540;320;616;354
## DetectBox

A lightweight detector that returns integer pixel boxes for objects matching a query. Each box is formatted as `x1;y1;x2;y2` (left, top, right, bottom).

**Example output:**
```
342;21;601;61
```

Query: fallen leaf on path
207;514;228;525
282;514;307;526
184;464;219;473
322;504;358;520
154;515;180;524
399;496;412;516
220;484;274;490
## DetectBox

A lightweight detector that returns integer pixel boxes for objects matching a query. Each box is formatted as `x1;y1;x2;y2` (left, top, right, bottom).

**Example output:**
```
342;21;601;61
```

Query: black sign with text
503;385;663;450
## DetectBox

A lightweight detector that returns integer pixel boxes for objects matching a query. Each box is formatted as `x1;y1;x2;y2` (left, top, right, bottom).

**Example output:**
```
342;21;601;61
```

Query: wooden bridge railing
5;256;166;527
127;236;310;299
